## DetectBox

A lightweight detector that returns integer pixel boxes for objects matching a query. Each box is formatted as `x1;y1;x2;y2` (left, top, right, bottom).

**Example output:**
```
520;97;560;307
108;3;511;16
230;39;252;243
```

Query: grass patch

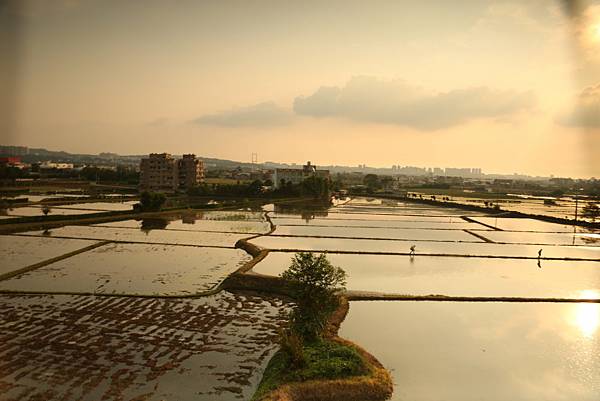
252;339;368;401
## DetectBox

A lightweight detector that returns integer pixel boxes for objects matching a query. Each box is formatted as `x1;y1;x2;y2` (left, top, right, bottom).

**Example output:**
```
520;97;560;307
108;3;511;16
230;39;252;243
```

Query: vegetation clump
135;191;166;212
282;252;346;341
252;338;368;401
252;252;389;401
582;202;600;222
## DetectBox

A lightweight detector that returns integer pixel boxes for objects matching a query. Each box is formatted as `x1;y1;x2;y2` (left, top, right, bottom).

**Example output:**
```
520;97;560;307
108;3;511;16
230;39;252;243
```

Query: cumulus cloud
559;84;600;128
193;102;291;127
294;76;534;130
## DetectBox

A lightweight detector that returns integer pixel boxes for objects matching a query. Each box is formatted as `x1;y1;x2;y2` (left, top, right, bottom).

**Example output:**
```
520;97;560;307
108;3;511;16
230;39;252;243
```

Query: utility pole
574;195;578;223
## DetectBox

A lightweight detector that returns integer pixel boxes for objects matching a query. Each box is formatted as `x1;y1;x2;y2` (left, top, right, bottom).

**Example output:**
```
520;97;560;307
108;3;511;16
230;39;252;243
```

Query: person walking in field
538;248;543;259
410;245;416;256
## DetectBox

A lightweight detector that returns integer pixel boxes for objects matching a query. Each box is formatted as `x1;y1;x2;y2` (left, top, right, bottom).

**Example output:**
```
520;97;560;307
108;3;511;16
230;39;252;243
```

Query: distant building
178;154;205;189
139;153;204;192
273;161;330;188
0;156;22;166
39;161;74;170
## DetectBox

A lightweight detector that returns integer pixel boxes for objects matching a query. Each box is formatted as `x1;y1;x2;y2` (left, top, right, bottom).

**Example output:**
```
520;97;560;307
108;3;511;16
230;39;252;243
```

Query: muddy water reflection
340;301;600;401
0;243;252;295
252;252;600;298
0;235;98;275
0;292;290;401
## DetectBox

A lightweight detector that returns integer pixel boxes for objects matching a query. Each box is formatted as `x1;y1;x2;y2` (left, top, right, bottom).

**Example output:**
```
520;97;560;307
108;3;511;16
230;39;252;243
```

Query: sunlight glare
573;290;600;338
592;23;600;42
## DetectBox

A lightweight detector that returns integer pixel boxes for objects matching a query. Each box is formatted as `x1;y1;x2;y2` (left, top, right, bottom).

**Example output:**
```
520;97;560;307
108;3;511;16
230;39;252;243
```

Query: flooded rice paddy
270;211;477;221
271;216;484;230
469;216;590;232
271;225;478;241
1;206;102;217
249;235;600;259
1;198;598;400
95;218;271;234
340;301;600;401
0;235;99;276
0;292;290;401
252;252;600;298
481;230;600;246
19;225;250;247
0;243;251;295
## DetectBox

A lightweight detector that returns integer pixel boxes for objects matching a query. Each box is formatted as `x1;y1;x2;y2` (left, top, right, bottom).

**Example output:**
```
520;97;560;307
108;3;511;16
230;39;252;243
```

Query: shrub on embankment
248;252;393;401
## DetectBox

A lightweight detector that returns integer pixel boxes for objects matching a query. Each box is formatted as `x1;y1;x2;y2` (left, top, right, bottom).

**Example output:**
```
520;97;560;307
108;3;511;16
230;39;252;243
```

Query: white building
272;161;330;188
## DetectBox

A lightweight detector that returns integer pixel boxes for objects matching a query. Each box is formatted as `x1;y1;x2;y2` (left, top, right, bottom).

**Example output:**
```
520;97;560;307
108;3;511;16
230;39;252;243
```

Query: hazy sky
2;0;600;177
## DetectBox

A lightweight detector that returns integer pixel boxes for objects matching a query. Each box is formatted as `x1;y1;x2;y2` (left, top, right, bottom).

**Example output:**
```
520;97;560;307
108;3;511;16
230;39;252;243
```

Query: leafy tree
137;191;166;212
281;252;346;341
363;174;380;193
247;179;263;196
582;202;600;222
300;176;330;199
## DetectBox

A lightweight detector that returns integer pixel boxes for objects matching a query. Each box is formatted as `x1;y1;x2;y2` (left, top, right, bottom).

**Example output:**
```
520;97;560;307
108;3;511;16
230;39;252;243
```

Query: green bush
279;329;305;369
137;191;166;212
251;339;368;400
281;252;346;341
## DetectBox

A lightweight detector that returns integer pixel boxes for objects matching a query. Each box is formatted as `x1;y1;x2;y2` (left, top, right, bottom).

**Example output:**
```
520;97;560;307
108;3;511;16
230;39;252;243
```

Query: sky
1;0;600;177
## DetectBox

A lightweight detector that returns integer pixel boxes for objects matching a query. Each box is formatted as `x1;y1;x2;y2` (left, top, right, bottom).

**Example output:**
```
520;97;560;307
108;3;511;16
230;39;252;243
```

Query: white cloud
294;76;534;130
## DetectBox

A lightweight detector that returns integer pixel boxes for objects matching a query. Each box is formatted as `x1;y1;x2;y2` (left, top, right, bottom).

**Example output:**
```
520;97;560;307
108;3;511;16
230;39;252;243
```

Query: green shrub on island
252;338;368;401
281;252;347;342
251;252;372;400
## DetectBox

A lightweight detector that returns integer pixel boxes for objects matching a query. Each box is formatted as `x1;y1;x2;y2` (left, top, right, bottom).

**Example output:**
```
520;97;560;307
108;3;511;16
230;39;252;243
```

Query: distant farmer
538;249;543;259
410;245;416;256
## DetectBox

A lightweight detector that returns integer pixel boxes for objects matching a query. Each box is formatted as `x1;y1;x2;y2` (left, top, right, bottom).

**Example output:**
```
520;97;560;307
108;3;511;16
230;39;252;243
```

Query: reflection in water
340;301;600;401
573;290;600;338
273;201;331;221
181;212;197;225
140;217;170;233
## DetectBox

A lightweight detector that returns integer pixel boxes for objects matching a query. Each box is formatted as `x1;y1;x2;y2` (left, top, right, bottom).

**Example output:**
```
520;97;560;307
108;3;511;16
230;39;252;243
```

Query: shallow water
20;226;250;247
249;235;600;259
270;212;470;222
51;201;138;211
95;218;271;234
0;292;290;401
0;243;252;295
469;216;589;233
482;230;600;246
271;225;478;242
0;235;98;275
329;207;479;217
270;217;482;230
2;206;99;217
253;252;600;298
340;301;600;401
333;205;475;215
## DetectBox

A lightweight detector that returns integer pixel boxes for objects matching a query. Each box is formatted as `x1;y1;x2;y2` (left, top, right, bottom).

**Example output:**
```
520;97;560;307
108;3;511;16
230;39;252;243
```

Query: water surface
0;243;251;295
0;235;98;275
340;301;600;401
253;252;600;298
20;226;249;247
0;292;289;401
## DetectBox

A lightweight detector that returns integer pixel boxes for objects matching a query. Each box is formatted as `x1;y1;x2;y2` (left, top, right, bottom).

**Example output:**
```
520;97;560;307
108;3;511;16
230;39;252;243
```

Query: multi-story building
273;161;330;188
139;153;204;192
178;154;204;189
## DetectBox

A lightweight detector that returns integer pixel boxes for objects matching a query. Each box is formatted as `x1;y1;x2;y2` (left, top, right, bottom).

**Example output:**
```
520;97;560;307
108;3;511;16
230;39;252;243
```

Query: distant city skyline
2;0;600;177
2;143;595;180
